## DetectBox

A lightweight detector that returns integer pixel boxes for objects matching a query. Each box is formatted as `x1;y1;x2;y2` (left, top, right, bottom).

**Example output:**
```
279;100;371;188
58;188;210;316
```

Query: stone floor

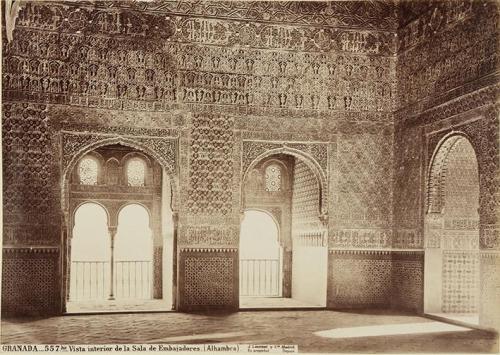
240;297;324;309
2;309;498;353
427;312;480;325
66;300;173;314
66;297;322;313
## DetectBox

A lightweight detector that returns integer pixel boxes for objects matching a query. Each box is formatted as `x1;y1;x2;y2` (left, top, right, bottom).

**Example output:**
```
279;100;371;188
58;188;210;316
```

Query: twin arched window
78;155;146;186
265;164;282;192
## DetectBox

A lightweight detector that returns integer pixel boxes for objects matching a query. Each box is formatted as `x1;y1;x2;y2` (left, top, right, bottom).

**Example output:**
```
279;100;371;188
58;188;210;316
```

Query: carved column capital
108;226;118;239
319;212;329;226
239;209;246;223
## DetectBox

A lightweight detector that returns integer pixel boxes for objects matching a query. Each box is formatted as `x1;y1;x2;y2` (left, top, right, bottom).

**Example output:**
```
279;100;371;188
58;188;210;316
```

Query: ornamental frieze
3;224;61;247
127;1;397;31
328;228;393;249
14;7;396;54
4;25;395;114
179;225;239;247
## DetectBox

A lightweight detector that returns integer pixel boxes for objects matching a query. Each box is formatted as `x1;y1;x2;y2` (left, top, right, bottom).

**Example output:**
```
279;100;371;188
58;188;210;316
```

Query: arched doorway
240;152;327;309
69;203;110;301
114;204;153;299
424;135;480;325
240;210;282;298
65;143;175;313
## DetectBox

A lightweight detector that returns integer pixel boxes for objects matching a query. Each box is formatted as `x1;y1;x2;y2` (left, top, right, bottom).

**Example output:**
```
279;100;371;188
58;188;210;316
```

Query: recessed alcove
65;144;175;313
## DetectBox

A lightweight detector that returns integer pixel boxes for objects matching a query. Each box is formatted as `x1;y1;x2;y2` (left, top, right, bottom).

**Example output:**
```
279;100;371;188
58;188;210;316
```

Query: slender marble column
108;226;117;300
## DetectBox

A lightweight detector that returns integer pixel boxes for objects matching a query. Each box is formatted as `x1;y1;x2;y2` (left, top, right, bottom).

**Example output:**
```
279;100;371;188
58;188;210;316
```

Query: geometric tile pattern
442;251;479;313
328;251;392;308
391;252;424;312
184;256;234;305
2;103;61;245
336;132;393;230
2;248;60;315
393;124;422;236
480;252;500;330
292;159;321;233
442;138;479;217
187;114;235;216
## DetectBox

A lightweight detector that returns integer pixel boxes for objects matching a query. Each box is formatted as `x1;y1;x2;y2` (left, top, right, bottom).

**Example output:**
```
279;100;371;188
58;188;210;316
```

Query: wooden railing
70;260;151;301
239;259;281;297
114;260;152;299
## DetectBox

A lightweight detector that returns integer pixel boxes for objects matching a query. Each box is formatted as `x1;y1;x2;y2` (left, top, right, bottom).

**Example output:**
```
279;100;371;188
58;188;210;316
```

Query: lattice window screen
265;164;281;192
79;157;98;185
127;158;145;186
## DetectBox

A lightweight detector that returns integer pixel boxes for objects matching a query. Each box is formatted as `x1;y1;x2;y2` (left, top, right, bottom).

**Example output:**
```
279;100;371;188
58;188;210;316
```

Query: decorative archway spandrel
61;131;178;177
61;133;102;172
242;141;282;174
266;207;282;228
136;137;177;175
289;143;328;173
242;140;328;176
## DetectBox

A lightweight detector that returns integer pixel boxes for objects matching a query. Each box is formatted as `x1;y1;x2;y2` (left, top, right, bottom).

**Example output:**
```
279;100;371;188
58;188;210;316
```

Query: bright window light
71;203;110;261
115;204;153;261
240;210;280;260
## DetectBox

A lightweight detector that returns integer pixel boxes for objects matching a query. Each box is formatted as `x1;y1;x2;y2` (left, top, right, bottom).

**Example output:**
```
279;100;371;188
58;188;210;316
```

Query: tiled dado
480;251;500;331
391;251;424;312
177;248;238;312
327;249;424;311
2;247;61;316
327;249;391;309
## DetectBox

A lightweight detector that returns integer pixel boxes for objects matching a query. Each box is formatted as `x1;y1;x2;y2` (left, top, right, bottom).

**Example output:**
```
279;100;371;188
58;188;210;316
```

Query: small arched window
265;164;281;192
106;159;120;185
79;157;98;185
127;158;146;187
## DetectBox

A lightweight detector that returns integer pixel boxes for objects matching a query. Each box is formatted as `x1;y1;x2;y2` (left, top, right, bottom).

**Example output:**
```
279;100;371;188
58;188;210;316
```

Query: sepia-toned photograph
0;0;499;353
